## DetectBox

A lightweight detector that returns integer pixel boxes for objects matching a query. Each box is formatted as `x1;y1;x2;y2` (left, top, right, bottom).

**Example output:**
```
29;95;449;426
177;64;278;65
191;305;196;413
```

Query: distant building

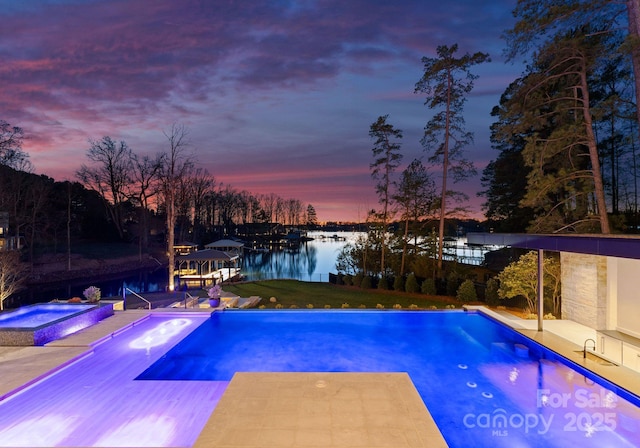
0;212;23;251
204;239;244;256
174;241;198;256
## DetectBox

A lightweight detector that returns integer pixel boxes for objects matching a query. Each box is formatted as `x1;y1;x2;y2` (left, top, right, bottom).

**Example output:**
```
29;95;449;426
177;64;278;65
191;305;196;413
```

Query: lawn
220;279;467;310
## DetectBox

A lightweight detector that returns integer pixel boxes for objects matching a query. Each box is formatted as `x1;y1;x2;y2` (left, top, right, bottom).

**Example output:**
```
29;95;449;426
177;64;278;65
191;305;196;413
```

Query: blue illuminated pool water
0;304;96;328
139;310;640;447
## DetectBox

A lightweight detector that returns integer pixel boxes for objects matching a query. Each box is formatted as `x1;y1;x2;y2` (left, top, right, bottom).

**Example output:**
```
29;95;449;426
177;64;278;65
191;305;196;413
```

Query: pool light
129;318;192;350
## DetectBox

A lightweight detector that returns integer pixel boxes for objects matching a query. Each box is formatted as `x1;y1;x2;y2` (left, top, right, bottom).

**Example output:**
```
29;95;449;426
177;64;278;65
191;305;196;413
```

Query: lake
240;231;359;282
14;231;494;306
12;232;354;307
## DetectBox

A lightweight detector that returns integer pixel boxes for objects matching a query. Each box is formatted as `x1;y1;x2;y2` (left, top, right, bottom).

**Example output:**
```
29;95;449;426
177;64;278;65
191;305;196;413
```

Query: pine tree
415;44;489;272
369;115;403;275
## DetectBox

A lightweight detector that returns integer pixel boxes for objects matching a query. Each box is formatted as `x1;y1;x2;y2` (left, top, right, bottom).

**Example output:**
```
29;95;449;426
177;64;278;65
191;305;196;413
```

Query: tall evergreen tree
505;1;640;149
481;79;535;232
306;204;318;227
414;44;489;271
393;159;436;275
506;30;611;232
369;115;403;275
591;55;637;216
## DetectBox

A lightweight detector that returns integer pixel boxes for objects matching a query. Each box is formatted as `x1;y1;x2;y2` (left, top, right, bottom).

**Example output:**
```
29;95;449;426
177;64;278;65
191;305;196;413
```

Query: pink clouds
0;0;522;222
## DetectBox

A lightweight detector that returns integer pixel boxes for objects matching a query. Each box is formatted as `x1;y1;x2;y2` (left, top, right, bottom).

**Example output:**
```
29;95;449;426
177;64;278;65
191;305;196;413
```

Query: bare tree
76;136;133;240
0;251;25;310
0;120;30;169
260;193;279;228
190;168;215;242
24;177;51;269
286;199;303;226
175;164;195;243
160;124;194;292
129;152;164;259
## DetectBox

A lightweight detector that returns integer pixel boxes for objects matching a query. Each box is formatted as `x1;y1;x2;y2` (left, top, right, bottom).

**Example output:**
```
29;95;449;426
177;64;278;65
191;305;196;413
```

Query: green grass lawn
219;279;468;310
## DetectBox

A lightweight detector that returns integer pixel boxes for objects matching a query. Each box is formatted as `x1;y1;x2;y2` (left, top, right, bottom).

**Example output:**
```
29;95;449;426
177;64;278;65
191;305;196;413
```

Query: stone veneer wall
561;252;608;329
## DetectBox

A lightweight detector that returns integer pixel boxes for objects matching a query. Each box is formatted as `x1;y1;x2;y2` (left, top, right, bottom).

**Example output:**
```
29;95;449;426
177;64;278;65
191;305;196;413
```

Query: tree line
483;0;640;233
339;0;640;297
0;122;318;269
337;44;489;288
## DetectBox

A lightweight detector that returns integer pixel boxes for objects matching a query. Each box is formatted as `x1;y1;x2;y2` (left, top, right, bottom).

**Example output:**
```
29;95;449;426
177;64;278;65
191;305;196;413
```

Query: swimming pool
0;303;113;345
139;310;640;447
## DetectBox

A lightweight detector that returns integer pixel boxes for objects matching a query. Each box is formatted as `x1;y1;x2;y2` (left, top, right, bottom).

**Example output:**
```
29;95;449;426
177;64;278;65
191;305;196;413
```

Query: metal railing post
125;288;152;310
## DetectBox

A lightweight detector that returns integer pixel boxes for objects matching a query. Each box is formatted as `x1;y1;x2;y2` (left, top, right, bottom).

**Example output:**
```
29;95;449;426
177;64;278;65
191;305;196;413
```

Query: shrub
376;303;385;309
343;274;353;286
306;304;314;309
484;278;500;306
393;304;402;309
446;272;460;296
341;303;350;309
408;304;418;309
421;278;436;295
377;276;389;290
360;276;372;289
83;286;101;303
324;304;331;309
405;273;420;293
393;276;404;292
353;272;364;288
456;279;477;302
358;304;366;309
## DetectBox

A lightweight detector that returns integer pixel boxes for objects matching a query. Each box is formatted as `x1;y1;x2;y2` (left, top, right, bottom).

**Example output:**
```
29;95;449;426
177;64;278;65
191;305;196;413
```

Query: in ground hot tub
0;302;114;346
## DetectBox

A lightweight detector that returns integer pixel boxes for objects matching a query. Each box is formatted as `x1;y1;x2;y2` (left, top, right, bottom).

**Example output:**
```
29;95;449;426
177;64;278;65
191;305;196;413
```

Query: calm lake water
240;231;358;282
13;232;354;306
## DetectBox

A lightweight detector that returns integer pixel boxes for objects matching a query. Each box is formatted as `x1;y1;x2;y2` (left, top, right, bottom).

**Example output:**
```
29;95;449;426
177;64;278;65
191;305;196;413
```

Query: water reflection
241;231;357;282
15;232;354;306
242;242;319;281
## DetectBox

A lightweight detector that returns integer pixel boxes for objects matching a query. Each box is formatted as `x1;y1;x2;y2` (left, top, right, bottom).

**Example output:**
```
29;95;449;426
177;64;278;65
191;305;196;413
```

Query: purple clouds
0;0;521;221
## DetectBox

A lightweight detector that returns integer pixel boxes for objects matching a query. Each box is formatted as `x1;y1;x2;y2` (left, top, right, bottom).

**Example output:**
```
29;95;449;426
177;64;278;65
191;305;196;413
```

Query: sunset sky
1;0;524;223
